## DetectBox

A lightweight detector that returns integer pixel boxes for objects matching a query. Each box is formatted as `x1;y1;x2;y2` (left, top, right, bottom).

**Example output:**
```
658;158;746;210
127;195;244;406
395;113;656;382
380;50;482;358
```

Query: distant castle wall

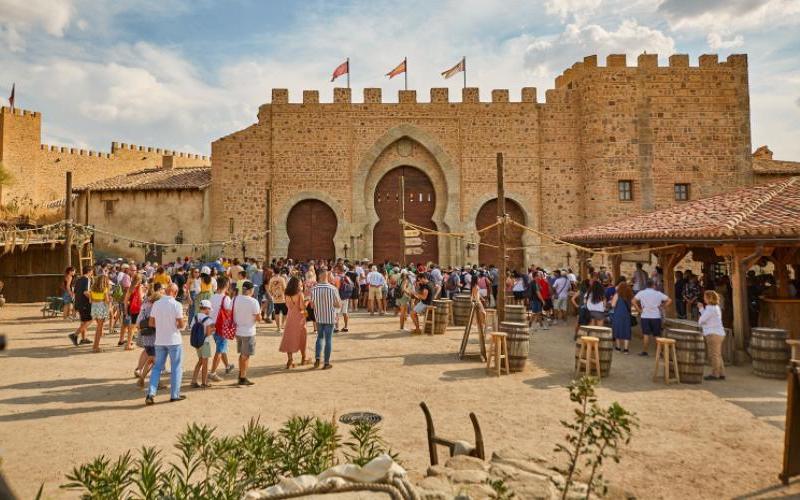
0;106;210;206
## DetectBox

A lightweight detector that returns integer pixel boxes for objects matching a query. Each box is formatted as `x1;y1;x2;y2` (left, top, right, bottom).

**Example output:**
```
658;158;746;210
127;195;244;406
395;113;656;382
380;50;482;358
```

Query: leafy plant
554;376;638;500
344;420;400;466
486;477;516;499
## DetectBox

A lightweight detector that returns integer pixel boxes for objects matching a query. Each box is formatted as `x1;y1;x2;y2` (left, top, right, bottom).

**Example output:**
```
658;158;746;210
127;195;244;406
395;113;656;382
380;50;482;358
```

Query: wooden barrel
751;327;789;379
452;294;472;326
500;321;529;372
666;328;706;384
432;300;449;335
503;305;527;325
438;299;453;326
575;326;613;377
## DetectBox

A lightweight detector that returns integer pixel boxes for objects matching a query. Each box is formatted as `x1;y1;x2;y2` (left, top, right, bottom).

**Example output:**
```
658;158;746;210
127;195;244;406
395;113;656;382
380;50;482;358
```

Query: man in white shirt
234;281;261;386
633;279;672;356
551;270;571;323
632;262;648;293
366;265;386;315
146;283;186;405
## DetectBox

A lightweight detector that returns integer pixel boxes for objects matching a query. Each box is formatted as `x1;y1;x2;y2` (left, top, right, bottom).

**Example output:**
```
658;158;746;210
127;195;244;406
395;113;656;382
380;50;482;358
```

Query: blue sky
1;0;799;158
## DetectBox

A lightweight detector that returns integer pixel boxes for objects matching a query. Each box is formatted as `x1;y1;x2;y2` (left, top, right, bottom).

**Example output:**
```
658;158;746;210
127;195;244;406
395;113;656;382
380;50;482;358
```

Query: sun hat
199;299;212;309
200;266;211;275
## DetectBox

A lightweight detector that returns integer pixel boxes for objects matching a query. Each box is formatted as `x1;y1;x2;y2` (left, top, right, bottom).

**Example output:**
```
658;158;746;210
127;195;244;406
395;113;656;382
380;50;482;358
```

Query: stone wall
211;53;757;269
0;106;210;206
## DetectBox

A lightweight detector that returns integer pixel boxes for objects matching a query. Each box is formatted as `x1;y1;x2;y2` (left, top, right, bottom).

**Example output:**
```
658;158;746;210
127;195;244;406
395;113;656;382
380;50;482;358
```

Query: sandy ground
0;303;796;499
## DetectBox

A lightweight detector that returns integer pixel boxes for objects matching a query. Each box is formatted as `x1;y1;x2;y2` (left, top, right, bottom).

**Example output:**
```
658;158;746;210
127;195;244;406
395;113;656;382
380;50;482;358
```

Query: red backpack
128;289;142;315
215;296;237;340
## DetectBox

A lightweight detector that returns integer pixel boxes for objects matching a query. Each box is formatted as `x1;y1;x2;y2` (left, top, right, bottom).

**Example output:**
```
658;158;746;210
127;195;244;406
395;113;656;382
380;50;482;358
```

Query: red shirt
536;278;551;300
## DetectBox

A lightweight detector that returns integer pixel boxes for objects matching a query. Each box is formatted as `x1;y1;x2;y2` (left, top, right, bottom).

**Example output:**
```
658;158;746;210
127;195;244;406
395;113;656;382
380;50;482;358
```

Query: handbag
216;296;237;340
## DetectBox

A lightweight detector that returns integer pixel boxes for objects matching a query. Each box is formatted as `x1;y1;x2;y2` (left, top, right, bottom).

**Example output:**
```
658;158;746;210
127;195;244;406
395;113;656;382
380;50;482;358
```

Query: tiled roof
562;177;800;243
73;167;211;193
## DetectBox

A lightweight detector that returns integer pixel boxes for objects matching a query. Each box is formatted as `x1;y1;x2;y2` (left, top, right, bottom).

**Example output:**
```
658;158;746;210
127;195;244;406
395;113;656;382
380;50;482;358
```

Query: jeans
188;291;197;325
315;323;334;364
148;344;183;400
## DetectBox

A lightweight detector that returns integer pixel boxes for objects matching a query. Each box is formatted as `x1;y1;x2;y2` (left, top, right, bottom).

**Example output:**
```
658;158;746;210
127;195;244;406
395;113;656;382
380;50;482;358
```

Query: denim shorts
213;333;228;354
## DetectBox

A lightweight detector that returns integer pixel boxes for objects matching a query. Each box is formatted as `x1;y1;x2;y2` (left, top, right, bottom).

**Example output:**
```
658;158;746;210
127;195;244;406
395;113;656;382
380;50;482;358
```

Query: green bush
61;416;397;500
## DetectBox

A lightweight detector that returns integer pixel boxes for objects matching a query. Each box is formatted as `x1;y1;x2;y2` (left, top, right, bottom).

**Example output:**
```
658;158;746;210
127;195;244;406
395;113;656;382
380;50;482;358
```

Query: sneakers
614;346;621;352
145;395;154;406
79;338;92;345
170;395;187;402
313;360;321;369
68;333;78;346
191;382;201;388
209;373;222;382
322;364;333;370
238;378;254;386
225;364;234;374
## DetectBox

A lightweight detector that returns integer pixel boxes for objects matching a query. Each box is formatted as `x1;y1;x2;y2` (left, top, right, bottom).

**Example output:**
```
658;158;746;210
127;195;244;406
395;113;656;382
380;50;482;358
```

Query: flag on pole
330;60;349;82
386;59;406;79
8;83;14;110
441;58;465;79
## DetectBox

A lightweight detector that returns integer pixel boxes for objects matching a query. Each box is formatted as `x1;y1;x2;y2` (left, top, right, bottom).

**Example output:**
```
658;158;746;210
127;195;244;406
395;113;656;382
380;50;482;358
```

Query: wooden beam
655;246;688;318
724;245;765;363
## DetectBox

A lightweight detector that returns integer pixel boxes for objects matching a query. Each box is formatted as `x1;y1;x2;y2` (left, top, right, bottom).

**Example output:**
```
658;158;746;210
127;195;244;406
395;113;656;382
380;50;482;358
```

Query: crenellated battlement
265;86;539;105
554;53;748;89
110;142;208;161
40;144;112;158
0;106;41;118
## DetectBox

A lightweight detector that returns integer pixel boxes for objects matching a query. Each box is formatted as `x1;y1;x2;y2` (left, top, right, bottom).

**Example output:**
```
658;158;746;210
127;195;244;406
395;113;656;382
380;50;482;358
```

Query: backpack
215;296;237;340
190;316;210;348
446;273;459;291
111;283;125;302
128;289;142;315
339;276;354;299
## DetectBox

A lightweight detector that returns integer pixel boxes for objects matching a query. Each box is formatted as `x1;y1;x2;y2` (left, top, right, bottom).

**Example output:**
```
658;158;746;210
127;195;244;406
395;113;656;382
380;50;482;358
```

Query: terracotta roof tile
562;177;800;243
73;167;210;193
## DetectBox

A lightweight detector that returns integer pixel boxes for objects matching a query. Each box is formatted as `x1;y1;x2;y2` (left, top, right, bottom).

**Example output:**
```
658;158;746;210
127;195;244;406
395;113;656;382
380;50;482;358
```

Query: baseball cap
199;299;212;309
241;280;255;291
200;266;211;275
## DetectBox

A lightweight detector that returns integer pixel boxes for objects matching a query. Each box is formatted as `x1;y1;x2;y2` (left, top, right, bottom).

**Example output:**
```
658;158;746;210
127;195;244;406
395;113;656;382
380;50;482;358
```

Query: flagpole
346;57;350;89
404;57;408;91
463;57;466;89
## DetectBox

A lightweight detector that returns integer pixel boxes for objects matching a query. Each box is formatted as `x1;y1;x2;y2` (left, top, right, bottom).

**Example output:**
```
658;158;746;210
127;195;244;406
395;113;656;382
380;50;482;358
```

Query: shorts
413;302;428;315
397;295;411;307
368;286;382;301
589;310;605;321
213;333;228;354
62;292;73;304
513;291;525;301
91;302;109;320
360;284;368;296
144;346;155;356
553;297;568;311
543;299;553;312
237;336;256;356
126;312;139;325
340;300;349;315
273;303;288;316
641;318;662;336
530;300;543;313
479;289;488;298
197;338;212;358
78;305;92;322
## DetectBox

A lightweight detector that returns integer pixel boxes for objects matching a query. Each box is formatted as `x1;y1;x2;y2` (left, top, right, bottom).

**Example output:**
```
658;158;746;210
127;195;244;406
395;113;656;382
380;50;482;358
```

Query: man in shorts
633;279;672;356
68;266;94;346
551;269;571;323
366;265;386;315
410;273;434;335
234;281;261;386
190;300;214;388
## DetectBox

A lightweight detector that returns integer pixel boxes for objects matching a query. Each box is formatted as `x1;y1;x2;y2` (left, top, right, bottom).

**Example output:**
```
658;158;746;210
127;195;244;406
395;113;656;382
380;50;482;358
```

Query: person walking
396;270;414;331
208;277;235;381
279;276;309;368
121;273;144;350
234;281;262;386
633;278;672;356
68;266;94;346
145;283;186;405
190;300;214;388
268;271;287;332
89;274;111;353
310;270;341;369
610;281;633;353
698;290;726;381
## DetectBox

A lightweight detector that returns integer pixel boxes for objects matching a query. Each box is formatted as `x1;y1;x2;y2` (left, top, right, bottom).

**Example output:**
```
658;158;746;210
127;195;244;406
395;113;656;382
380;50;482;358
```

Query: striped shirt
311;282;340;325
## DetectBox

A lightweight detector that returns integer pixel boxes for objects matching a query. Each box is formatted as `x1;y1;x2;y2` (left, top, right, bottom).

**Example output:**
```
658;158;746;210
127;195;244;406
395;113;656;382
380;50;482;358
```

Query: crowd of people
58;254;766;405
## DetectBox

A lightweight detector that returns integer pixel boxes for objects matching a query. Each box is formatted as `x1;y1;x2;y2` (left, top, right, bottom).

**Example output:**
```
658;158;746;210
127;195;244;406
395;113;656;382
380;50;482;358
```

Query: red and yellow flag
441;58;465;79
386;59;406;79
331;60;349;82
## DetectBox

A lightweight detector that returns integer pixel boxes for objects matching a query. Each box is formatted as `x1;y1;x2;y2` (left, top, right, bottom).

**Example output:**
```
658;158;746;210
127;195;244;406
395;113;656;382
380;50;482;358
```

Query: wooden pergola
561;177;800;364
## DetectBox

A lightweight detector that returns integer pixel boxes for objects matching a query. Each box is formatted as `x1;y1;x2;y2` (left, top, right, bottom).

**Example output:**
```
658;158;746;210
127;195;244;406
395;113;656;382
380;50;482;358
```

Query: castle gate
287;199;337;261
373;166;439;264
476;198;526;271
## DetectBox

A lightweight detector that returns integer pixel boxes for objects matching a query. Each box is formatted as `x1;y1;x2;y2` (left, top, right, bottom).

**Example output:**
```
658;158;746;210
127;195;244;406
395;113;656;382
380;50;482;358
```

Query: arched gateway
476;198;526;271
287;199;337;261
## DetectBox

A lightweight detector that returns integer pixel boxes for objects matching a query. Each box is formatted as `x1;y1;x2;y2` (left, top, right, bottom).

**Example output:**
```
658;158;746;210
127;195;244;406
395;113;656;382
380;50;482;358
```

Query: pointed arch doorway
287;199;337;261
373;166;439;264
476;198;526;271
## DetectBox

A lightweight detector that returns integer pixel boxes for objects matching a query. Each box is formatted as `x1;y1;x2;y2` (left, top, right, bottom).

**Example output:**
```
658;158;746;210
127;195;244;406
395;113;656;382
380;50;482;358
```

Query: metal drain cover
339;411;383;425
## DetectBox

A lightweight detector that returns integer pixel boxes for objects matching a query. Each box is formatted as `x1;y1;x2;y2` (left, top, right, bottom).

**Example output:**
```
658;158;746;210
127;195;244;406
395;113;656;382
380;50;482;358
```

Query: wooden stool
653;337;680;384
575;336;602;377
487;332;510;376
484;308;498;332
423;306;436;335
788;339;800;362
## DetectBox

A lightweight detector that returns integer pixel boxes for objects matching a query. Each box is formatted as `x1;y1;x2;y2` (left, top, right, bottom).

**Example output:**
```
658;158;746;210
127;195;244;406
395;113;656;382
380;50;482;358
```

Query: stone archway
465;192;537;269
273;191;348;258
476;198;525;271
287;199;337;261
353;124;459;264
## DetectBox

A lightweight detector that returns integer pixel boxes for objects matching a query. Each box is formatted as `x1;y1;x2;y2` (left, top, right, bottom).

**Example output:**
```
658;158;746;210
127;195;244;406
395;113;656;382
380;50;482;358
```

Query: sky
1;0;799;158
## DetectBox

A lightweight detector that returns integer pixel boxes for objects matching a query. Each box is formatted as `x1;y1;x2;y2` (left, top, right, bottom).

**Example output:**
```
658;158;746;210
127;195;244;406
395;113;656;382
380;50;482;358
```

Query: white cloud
659;0;800;33
544;0;603;20
707;33;744;49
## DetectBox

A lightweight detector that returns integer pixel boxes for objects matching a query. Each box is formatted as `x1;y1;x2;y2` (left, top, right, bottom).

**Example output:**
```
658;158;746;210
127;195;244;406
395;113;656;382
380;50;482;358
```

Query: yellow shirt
90;289;107;302
154;274;171;286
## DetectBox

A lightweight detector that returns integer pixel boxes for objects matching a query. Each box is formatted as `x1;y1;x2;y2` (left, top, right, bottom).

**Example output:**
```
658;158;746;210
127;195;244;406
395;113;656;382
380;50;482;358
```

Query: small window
229;218;234;235
418;192;423;202
103;200;116;215
618;180;633;201
674;183;689;201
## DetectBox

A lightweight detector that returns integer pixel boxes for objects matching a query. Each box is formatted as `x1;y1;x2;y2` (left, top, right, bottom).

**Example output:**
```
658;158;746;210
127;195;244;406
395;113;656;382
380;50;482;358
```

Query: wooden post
577;250;590;280
718;245;765;363
64;172;73;269
496;153;506;323
84;189;90;226
264;188;271;262
655;247;688;318
610;254;622;283
400;175;406;266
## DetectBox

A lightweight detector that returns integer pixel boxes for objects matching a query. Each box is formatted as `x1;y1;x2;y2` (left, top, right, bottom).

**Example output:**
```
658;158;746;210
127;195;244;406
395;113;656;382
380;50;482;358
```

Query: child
191;300;214;388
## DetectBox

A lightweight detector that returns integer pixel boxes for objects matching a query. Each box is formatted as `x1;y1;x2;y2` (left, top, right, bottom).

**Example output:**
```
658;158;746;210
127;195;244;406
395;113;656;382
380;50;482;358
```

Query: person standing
268;271;288;332
633;279;672;356
551;270;571;323
69;266;94;346
632;262;648;293
190;300;214;388
89;274;111;353
698;290;726;381
366;265;386;315
310;270;341;369
674;271;687;319
62;266;76;320
279;276;308;369
145;283;186;405
336;269;354;332
208;277;234;381
610;281;633;353
234;281;262;386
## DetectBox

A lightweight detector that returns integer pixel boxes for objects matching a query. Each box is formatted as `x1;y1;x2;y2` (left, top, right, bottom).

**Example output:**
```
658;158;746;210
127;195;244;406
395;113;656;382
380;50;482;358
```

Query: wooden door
287;199;337;261
476;198;525;271
373;166;438;264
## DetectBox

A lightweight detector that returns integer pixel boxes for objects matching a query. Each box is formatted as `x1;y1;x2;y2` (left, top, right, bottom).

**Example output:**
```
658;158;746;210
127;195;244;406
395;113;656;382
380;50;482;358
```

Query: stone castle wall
211;53;757;268
0;106;210;206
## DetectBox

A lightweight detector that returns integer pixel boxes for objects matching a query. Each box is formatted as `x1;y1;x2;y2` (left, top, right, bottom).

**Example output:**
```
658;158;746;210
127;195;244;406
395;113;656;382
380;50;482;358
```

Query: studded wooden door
287;199;337;261
476;198;525;271
373;166;438;264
